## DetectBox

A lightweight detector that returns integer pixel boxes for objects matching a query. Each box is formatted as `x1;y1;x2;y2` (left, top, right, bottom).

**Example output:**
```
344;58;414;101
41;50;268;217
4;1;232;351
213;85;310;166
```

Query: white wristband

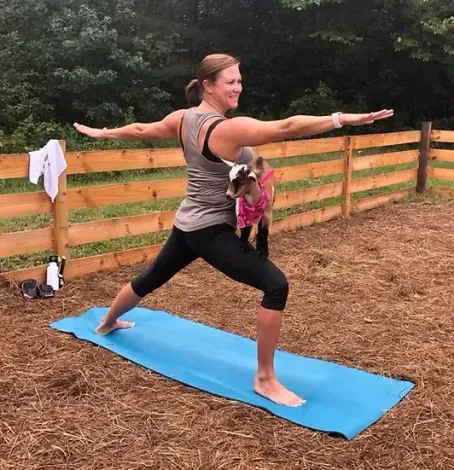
331;112;343;129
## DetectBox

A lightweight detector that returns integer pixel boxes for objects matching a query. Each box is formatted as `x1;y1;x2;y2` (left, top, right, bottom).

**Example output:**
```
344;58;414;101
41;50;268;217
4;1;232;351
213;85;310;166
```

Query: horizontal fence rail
352;149;419;171
352;130;421;149
431;130;454;144
428;129;454;197
0;160;346;220
0;136;346;179
1;123;451;283
429;149;454;163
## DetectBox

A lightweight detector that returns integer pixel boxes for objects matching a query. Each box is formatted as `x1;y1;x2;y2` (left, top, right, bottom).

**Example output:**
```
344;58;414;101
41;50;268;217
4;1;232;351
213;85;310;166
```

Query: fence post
52;140;70;267
416;121;432;193
342;136;354;217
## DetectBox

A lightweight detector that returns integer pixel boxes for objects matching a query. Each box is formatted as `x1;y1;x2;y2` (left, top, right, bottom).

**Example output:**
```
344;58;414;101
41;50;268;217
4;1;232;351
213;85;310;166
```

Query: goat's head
225;163;258;200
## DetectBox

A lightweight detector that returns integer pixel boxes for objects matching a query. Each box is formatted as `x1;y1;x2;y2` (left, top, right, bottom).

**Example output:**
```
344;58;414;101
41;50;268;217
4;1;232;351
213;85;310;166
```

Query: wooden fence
2;124;452;284
427;129;454;197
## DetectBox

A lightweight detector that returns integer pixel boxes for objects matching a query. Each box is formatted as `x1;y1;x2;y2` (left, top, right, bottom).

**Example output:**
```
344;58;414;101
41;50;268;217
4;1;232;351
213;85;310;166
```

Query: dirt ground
1;198;454;470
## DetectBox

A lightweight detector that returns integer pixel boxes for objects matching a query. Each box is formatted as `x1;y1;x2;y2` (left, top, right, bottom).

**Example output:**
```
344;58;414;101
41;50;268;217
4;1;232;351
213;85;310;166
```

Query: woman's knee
130;226;197;297
262;271;289;311
130;271;153;297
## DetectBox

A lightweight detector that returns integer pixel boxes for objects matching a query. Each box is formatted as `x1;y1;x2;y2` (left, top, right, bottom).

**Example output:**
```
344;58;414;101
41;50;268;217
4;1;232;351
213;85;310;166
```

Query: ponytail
185;79;202;107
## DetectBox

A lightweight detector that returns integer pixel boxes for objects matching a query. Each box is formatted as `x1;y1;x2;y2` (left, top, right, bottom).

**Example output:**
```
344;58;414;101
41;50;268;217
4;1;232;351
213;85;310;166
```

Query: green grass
0;167;189;194
429;179;454;188
70;231;170;259
430;160;454;170
428;155;454;188
0;198;185;233
1;144;452;273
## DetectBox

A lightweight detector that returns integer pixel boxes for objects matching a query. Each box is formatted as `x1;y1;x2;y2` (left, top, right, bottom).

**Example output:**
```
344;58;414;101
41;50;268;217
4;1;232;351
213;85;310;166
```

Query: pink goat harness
236;170;275;229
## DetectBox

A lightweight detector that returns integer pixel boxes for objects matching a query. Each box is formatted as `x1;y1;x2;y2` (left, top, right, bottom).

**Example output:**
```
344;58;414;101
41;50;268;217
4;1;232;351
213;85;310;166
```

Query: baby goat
225;156;276;260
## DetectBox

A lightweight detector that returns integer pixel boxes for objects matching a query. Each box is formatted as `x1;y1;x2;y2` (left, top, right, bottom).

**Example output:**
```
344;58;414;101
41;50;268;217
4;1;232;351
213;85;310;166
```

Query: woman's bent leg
96;227;198;335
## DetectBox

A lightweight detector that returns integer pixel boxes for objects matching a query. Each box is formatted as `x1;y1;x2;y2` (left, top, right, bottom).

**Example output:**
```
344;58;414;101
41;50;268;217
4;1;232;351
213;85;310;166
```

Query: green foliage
0;116;179;153
286;82;343;116
280;0;339;9
1;0;454;154
0;0;176;132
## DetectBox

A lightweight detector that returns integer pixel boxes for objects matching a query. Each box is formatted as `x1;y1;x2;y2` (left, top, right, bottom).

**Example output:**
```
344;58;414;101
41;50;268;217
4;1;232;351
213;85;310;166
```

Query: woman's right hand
73;122;107;139
73;110;185;142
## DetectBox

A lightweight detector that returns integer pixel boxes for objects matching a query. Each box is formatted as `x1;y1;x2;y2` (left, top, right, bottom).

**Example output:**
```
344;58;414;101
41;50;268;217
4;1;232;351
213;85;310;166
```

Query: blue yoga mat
50;307;415;439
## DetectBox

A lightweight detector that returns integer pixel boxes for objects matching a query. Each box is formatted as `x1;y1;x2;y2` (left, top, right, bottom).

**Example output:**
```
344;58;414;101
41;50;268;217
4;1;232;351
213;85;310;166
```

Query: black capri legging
131;223;289;311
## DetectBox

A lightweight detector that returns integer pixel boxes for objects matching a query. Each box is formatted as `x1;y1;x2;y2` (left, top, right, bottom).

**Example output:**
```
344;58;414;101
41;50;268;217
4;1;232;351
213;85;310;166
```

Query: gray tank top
173;107;254;232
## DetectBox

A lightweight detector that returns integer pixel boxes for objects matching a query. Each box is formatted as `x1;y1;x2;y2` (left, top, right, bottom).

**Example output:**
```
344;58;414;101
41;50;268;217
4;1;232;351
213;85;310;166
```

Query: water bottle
46;255;60;291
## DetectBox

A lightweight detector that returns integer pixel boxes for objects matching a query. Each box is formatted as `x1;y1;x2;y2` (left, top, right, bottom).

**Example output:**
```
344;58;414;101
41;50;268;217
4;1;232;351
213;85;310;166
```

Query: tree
0;0;177;130
279;0;454;126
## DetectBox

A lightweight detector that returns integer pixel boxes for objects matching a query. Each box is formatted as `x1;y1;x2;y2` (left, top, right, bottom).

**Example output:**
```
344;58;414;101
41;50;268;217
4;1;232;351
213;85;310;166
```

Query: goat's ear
248;172;257;181
249;157;265;178
255;156;264;170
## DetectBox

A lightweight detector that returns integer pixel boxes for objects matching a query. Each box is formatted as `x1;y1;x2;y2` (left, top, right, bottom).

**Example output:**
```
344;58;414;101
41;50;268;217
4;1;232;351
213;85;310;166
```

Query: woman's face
203;64;242;111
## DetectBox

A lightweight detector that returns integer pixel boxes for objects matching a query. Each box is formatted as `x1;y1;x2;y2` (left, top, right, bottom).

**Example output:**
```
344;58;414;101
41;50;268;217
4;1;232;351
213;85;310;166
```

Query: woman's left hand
340;109;394;127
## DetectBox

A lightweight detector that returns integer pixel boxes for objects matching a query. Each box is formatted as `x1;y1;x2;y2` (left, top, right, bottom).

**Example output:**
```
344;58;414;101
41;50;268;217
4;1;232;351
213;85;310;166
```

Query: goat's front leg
239;225;253;252
256;217;270;260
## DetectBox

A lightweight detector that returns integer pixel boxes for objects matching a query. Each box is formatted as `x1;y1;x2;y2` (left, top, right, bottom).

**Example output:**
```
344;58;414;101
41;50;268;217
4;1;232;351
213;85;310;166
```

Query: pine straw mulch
1;198;454;470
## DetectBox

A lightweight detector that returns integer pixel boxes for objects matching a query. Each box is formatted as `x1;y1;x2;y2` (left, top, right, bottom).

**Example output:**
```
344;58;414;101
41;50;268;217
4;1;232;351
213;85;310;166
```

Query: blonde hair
185;53;240;106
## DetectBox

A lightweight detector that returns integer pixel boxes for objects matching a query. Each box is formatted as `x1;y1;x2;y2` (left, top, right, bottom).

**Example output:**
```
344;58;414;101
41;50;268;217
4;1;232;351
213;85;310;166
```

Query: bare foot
95;318;135;335
254;375;306;407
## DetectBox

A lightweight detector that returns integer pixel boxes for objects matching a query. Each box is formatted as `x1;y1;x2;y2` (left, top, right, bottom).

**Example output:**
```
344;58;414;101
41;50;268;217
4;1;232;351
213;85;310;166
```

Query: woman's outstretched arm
73;109;186;141
217;110;394;150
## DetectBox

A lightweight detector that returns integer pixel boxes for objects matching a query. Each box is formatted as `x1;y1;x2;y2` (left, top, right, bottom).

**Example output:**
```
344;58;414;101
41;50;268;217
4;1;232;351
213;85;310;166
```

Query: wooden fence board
352;189;410;212
1;265;48;284
353;150;419;171
428;167;454;181
271;205;342;233
69;211;175;246
1;243;165;283
0;138;346;179
275;159;344;183
431;130;454;144
0;153;30;179
69;243;164;278
351;169;417;193
0;148;186;179
429;149;454;163
0;191;53;219
67;179;187;210
428;187;454;198
66;148;185;175
0;228;54;257
353;131;421;150
274;182;343;209
252;137;345;159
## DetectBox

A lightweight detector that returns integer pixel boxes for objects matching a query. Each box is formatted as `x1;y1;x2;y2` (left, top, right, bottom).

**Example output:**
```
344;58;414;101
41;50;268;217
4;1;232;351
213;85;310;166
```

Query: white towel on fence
29;140;67;202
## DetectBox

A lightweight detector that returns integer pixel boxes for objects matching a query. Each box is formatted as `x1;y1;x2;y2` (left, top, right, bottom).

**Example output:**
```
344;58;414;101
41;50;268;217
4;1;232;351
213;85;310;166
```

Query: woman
74;53;393;407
